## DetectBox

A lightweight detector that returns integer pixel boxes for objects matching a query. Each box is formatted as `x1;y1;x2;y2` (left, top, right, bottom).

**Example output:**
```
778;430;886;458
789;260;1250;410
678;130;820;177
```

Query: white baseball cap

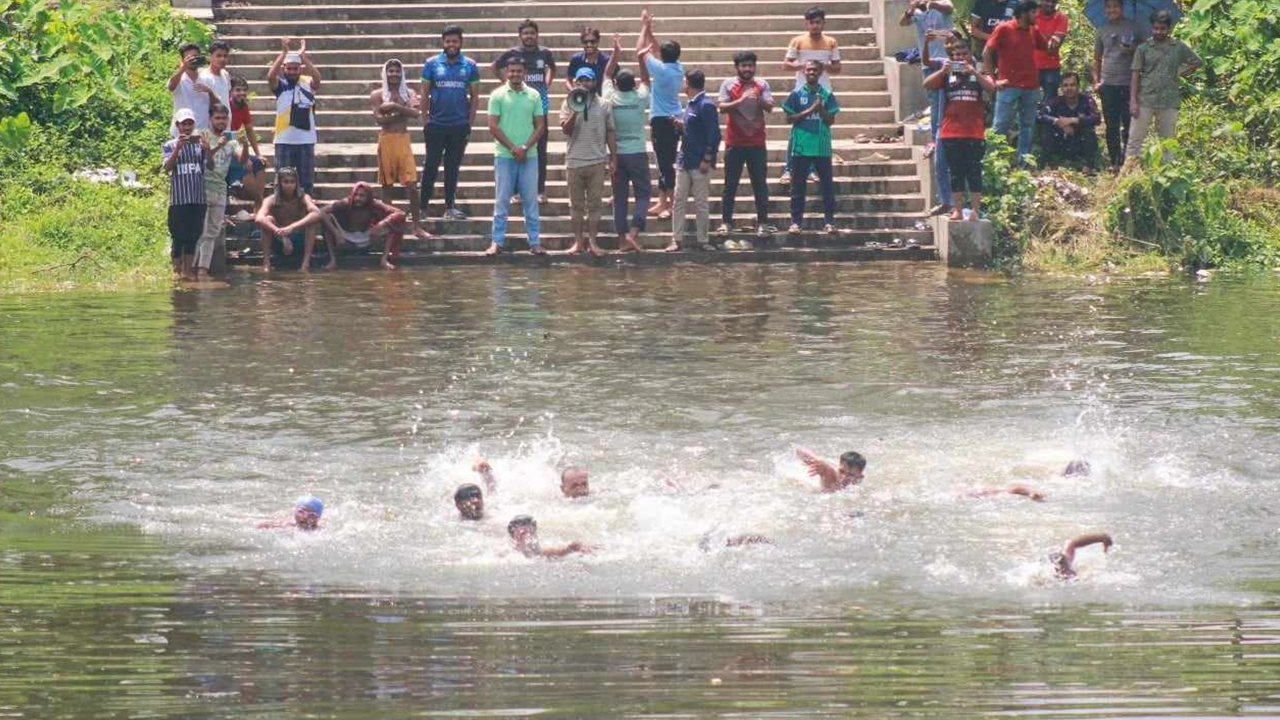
173;108;197;124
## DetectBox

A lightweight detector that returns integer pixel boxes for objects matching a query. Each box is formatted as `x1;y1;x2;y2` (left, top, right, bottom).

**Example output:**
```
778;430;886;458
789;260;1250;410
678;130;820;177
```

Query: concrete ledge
883;58;928;122
932;216;994;267
873;0;921;61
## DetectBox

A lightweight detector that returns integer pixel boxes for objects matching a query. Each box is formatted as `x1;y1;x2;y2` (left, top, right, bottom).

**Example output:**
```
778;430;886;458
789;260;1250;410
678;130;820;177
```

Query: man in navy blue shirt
421;24;481;222
565;27;611;96
667;70;721;252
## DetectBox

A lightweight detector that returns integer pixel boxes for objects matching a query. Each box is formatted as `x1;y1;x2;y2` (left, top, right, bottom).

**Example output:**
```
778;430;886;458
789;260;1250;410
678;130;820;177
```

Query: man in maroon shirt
982;0;1048;164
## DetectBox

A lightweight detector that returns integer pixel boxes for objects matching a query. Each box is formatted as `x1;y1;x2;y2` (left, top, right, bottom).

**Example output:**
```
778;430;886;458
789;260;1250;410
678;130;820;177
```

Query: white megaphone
568;86;591;116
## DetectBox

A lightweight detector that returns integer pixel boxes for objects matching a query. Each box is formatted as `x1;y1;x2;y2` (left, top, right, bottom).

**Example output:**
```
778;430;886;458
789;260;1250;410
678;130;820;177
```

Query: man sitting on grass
1037;72;1101;172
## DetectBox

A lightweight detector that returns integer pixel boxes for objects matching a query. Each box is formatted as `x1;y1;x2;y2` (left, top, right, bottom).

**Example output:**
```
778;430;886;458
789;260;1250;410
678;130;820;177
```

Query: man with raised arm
1050;533;1113;579
508;515;592;559
370;58;429;240
602;34;651;253
266;37;321;192
796;447;866;492
636;9;684;220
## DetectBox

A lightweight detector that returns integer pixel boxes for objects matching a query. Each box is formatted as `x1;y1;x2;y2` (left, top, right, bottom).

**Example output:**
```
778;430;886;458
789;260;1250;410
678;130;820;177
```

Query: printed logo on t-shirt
436;65;447;78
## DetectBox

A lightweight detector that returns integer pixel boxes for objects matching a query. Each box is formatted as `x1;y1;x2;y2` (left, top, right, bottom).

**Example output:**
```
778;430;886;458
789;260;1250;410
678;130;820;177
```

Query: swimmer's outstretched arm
797;447;841;492
1063;533;1112;564
472;457;497;494
967;485;1045;501
255;519;291;529
541;541;592;558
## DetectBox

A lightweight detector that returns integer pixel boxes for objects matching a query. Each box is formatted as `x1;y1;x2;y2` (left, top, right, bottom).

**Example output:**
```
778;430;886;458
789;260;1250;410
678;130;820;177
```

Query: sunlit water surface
2;264;1279;717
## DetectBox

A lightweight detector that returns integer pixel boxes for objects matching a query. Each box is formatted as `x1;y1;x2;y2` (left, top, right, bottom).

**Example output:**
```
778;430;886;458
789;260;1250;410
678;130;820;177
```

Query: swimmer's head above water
293;495;323;530
507;514;542;557
454;483;484;521
839;451;867;483
1063;459;1092;478
560;467;590;498
1052;532;1113;579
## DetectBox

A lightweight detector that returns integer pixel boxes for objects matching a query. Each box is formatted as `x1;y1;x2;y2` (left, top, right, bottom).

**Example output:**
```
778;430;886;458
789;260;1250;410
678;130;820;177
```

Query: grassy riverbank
0;0;209;292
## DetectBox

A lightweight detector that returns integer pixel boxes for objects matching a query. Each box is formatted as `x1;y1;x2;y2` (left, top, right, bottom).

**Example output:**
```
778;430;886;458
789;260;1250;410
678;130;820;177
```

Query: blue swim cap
574;67;596;81
295;495;324;516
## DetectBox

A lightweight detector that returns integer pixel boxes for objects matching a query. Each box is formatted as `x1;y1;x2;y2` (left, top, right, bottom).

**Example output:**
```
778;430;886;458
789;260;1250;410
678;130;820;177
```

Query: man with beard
717;51;777;247
421;25;481;222
267;38;322;192
371;58;429;240
320;181;407;270
254;166;322;272
493;20;556;204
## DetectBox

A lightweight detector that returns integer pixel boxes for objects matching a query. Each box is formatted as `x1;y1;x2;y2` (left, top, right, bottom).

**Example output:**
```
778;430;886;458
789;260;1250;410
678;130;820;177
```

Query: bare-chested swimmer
257;495;324;530
454;483;486;521
1050;533;1113;579
471;456;591;499
1063;459;1091;477
796;448;866;492
507;515;592;559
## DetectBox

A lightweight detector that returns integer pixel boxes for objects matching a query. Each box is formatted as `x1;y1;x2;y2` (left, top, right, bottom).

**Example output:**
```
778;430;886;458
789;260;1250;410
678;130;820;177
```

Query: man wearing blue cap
257;495;324;530
560;65;616;256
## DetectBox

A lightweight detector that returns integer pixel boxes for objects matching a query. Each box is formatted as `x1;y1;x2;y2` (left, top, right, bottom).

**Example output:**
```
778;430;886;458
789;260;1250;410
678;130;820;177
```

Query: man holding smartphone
168;42;219;134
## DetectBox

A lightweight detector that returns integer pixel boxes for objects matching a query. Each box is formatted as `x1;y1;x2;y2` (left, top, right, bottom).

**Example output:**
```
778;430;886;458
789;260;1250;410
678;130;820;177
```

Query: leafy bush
978;128;1038;265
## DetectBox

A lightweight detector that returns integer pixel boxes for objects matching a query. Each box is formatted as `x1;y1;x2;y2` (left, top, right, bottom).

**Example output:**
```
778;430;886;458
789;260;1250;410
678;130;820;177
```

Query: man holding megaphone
560;67;617;257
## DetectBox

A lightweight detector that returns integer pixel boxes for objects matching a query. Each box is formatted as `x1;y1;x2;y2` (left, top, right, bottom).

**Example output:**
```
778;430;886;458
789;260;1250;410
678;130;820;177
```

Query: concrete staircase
213;0;935;254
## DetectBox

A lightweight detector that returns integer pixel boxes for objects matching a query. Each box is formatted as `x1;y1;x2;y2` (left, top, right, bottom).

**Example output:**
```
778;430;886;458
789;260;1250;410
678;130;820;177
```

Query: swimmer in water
1050;532;1113;579
698;533;775;552
1063;459;1092;477
454;483;485;521
257;495;324;530
796;448;866;492
967;485;1046;501
560;467;590;498
471;457;498;493
507;515;592;558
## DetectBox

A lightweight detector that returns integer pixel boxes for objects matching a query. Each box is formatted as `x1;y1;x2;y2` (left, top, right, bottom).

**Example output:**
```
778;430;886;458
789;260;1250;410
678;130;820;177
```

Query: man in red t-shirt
1032;0;1069;98
983;0;1048;164
716;51;777;244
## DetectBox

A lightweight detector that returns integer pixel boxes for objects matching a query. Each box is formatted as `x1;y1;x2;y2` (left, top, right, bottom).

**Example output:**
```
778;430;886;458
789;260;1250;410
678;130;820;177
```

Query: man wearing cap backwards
560;66;617;256
257;495;324;530
507;515;592;558
370;58;431;241
267;37;322;192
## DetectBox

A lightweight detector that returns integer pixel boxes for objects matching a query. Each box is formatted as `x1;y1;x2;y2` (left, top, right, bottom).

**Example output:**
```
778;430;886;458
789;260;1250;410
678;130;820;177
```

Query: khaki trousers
567;162;607;237
671;166;710;247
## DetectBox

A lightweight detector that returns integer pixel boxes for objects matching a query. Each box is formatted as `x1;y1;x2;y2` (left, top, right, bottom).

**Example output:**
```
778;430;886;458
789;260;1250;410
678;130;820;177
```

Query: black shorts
168;204;206;258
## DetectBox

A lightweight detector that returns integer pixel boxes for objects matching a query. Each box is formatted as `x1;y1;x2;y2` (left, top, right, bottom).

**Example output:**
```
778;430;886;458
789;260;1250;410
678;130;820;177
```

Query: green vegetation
964;0;1280;273
0;0;210;292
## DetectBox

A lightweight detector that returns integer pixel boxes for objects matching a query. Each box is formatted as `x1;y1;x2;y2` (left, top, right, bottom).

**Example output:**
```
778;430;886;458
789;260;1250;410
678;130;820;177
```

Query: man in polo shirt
637;9;684;221
784;60;841;235
900;0;955;215
560;67;616;257
717;51;777;246
421;24;480;222
1032;0;1069;98
486;57;546;256
267;38;321;192
493;20;556;205
780;6;842;185
667;70;720;252
983;1;1048;165
565;27;611;96
1127;10;1200;164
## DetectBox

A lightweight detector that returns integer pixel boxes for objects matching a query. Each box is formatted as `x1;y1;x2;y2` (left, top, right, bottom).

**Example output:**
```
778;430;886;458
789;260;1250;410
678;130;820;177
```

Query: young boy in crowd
228;76;268;213
162;108;209;281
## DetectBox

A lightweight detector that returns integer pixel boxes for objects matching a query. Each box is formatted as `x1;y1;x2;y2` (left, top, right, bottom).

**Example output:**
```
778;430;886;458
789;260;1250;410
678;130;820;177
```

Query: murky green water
3;264;1280;717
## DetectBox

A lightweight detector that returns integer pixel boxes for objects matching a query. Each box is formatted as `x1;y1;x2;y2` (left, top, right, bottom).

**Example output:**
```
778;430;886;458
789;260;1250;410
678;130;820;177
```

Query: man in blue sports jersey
421;24;481;223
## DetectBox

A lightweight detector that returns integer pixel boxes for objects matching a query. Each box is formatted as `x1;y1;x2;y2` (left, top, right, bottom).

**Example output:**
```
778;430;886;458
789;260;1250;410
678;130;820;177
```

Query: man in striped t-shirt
162;108;208;281
780;6;842;184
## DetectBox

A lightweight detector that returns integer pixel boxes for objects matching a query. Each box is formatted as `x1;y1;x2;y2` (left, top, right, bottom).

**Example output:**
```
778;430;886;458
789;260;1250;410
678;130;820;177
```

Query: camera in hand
192;55;208;68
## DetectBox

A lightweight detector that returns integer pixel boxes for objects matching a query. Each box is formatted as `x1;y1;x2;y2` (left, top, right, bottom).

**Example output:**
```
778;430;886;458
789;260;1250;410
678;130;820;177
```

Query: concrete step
215;0;868;18
298;192;923;213
293;159;921;184
268;121;899;144
234;63;886;84
219;29;879;51
216;15;873;35
225;48;885;68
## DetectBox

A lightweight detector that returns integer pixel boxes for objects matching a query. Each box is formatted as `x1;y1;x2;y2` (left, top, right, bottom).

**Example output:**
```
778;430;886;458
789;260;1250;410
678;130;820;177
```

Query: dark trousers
168;204;206;258
789;155;835;225
537;115;548;194
613;152;651;235
1099;84;1132;168
941;138;985;194
651;117;678;192
1044;129;1100;169
721;146;769;225
421;124;470;211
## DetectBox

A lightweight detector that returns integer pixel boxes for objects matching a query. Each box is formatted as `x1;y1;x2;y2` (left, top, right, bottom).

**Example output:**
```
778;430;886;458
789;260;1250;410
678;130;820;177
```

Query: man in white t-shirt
168;42;220;134
267;38;322;192
198;40;233;111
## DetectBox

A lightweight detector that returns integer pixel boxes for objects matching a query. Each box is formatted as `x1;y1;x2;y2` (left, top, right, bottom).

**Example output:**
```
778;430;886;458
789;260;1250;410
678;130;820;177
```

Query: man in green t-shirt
783;60;841;235
486;56;546;255
1126;10;1200;163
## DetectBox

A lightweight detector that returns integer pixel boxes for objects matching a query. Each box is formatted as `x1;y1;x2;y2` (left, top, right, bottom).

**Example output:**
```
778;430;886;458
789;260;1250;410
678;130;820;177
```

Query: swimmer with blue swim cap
257;495;324;530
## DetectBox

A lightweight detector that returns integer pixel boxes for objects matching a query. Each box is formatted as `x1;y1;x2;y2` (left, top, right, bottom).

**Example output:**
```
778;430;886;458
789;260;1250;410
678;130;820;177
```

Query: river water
2;263;1280;718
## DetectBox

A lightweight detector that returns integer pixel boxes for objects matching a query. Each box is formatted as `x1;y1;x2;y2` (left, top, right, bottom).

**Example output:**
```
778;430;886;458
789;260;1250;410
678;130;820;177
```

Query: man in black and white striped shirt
162;108;209;280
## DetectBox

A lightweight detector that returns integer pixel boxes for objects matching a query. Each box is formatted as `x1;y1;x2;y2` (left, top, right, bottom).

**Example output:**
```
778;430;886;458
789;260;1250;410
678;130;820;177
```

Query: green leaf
0;112;34;152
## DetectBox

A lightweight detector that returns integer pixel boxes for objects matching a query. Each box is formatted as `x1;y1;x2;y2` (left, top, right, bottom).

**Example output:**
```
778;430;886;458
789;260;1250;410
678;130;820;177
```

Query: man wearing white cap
162;108;209;280
266;38;321;192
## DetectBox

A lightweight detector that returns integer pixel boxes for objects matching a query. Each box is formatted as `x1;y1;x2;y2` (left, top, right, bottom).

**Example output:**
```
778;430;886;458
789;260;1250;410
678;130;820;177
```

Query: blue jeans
492;155;541;248
924;68;951;205
1039;68;1061;100
993;86;1041;164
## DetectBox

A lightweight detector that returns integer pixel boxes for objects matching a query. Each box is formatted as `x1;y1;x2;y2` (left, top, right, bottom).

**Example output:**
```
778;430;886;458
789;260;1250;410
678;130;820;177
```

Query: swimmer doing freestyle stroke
1050;533;1113;579
257;495;324;530
796;447;866;492
471;456;592;499
454;458;499;521
508;515;593;558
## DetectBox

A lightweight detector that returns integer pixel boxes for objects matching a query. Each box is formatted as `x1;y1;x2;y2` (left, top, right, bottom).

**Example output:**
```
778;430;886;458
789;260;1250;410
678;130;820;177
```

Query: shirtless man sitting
320;181;407;270
507;515;592;558
254;166;323;271
796;447;866;492
1050;532;1113;579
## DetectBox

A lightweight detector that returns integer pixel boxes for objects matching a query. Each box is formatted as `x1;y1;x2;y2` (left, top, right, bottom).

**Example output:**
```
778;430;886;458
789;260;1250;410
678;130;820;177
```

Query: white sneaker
724;239;741;250
716;223;732;235
757;224;778;237
738;239;755;251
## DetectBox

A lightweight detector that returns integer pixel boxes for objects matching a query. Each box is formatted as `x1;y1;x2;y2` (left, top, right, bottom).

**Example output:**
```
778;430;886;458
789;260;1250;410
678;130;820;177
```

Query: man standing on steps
486;57;546;256
636;9;683;221
565;27;611;97
983;1;1048;166
1091;0;1143;172
900;0;954;216
493;20;556;206
169;42;219;134
602;36;650;254
667;70;720;253
200;40;233;115
421;24;480;224
717;51;777;248
784;60;841;237
780;6;841;186
371;59;430;241
560;67;616;257
267;37;321;193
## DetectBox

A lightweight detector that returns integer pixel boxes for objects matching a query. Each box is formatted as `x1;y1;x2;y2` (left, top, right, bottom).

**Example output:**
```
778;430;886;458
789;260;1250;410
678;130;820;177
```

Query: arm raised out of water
472;457;497;494
1053;533;1113;579
796;447;842;492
